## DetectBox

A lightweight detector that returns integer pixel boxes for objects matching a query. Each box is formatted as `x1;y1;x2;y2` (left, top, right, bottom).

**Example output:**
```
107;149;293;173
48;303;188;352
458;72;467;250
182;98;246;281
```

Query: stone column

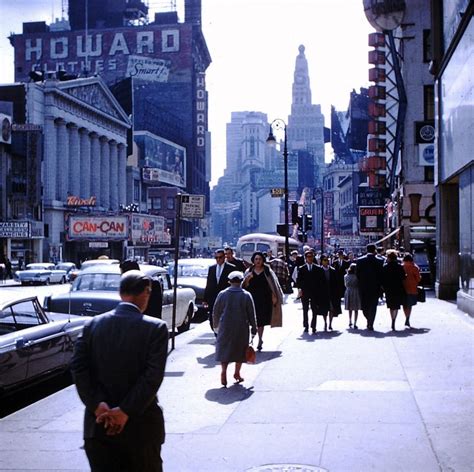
100;138;110;210
56;119;69;201
118;143;127;207
109;140;119;211
68;124;80;197
90;133;101;201
436;183;460;299
79;128;91;198
43;116;57;202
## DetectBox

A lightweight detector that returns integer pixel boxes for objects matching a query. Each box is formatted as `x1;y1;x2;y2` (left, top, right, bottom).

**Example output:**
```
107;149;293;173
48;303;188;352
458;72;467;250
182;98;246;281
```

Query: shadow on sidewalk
255;350;282;362
205;384;254;404
352;327;430;338
298;330;343;342
197;352;219;369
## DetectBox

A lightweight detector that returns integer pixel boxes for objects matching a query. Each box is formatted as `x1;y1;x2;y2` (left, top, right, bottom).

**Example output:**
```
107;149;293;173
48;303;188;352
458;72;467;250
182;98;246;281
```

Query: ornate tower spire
291;44;312;112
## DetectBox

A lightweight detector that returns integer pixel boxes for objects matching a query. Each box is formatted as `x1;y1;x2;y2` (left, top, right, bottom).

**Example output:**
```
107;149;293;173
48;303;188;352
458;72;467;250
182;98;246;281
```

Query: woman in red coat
402;253;422;327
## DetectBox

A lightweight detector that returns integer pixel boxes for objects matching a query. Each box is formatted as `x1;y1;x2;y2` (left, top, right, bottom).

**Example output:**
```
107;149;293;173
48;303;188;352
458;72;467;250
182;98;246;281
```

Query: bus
236;233;302;263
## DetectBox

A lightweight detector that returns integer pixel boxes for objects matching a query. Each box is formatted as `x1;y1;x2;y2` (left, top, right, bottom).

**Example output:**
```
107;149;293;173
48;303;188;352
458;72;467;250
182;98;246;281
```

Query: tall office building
287;45;325;186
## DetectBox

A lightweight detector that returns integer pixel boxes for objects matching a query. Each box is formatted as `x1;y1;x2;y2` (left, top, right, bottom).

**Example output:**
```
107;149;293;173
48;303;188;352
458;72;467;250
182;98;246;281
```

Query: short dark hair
366;244;376;253
120;270;151;296
251;251;266;263
120;259;140;273
403;253;414;262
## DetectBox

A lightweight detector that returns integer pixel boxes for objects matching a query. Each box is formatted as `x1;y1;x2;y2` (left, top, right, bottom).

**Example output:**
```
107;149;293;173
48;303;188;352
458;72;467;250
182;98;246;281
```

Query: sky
0;0;374;186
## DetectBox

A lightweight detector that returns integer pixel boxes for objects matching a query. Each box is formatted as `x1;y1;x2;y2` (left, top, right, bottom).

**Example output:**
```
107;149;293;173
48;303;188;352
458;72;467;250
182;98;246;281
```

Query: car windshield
169;264;210;277
26;264;51;270
72;273;120;291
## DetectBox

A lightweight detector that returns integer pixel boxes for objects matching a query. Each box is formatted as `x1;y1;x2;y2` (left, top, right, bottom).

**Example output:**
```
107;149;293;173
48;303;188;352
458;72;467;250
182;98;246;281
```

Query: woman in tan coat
242;251;283;351
402;253;422;327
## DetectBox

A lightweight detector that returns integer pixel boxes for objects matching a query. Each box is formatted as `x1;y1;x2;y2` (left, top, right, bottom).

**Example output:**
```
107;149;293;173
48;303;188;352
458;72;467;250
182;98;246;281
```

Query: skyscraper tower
287;45;325;185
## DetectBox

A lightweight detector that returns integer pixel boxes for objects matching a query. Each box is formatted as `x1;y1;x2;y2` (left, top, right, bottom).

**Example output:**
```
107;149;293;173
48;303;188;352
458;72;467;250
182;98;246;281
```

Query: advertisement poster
135;131;186;187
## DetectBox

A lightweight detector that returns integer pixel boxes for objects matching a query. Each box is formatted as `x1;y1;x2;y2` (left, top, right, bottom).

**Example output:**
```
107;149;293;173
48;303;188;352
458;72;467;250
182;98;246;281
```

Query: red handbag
246;344;256;364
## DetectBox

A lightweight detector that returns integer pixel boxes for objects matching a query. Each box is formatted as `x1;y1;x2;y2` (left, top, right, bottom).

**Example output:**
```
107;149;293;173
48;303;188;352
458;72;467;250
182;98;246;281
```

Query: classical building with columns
0;76;131;263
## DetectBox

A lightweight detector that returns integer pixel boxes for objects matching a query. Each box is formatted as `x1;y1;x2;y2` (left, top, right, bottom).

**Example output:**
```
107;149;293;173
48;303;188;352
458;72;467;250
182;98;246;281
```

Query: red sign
68;216;128;240
66;195;97;206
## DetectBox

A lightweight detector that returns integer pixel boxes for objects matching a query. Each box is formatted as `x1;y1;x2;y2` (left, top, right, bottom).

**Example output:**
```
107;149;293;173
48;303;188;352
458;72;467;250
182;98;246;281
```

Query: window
424;166;434;182
423;30;432;63
424;85;435;121
150;197;162;210
167;196;175;210
133;180;140;201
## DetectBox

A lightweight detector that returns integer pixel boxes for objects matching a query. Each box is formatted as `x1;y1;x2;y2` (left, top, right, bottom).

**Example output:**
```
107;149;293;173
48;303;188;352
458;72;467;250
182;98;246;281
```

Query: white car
44;264;196;333
14;263;68;285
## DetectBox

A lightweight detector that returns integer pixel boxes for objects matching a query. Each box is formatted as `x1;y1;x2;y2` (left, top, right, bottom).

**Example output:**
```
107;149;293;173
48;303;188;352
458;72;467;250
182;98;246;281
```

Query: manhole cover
247;465;327;472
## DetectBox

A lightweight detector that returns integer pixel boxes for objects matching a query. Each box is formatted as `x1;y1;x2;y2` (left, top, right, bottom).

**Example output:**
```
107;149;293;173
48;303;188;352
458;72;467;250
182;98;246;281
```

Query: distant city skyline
0;0;375;185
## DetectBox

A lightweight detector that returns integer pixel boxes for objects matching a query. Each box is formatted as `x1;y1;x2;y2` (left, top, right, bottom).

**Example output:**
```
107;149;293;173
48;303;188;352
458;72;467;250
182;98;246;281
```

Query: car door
0;306;28;391
158;273;173;327
11;299;68;381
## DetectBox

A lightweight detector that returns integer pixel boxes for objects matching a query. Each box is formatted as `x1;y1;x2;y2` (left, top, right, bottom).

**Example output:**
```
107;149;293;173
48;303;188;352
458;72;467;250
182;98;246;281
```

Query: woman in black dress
242;251;283;351
381;250;407;330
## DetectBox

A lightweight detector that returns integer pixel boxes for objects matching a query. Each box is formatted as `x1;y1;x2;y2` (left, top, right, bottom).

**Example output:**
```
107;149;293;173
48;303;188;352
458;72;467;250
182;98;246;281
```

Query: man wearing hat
71;270;169;471
212;270;257;387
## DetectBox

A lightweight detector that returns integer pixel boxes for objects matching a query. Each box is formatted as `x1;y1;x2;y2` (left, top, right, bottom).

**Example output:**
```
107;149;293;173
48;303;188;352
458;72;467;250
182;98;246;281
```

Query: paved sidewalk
0;292;472;471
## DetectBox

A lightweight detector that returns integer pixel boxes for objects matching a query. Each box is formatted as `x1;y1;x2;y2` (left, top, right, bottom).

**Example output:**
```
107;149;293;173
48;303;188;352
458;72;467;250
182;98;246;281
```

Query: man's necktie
216;264;222;282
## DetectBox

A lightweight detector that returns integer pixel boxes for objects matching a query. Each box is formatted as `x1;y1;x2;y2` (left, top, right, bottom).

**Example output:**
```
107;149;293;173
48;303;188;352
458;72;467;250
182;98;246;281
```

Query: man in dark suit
224;246;246;272
204;248;236;332
356;243;384;330
296;249;322;333
71;270;168;472
332;249;350;300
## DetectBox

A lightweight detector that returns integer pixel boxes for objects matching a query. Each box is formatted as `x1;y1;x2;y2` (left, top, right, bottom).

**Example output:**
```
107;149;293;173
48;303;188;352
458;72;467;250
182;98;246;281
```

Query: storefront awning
374;227;400;245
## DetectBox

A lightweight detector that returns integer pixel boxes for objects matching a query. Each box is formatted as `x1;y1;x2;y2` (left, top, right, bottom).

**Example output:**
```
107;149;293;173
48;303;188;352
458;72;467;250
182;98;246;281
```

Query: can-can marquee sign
68;216;128;240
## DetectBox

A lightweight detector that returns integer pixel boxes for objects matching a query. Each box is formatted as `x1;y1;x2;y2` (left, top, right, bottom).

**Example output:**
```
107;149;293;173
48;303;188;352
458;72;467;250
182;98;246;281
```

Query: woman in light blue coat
213;271;257;387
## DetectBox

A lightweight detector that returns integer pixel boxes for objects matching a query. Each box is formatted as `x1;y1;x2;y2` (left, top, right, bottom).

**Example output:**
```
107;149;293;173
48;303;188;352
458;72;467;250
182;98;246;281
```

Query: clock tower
287;45;325;186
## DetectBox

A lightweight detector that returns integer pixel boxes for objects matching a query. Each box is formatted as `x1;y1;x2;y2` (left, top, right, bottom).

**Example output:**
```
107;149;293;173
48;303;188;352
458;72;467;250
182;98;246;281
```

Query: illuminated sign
68;216;128;240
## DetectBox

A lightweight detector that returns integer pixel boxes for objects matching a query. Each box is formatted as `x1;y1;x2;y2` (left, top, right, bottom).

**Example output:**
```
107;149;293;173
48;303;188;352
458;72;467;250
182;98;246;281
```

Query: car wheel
44;278;50;285
177;306;193;334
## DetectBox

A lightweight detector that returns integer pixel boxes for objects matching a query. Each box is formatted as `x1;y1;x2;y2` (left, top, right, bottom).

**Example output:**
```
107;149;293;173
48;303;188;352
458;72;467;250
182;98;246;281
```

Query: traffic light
291;202;299;224
305;215;313;231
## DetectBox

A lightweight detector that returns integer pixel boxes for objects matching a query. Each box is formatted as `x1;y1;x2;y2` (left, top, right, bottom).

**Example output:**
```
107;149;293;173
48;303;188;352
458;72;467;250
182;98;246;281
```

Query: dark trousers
85;438;163;472
360;291;379;328
301;296;318;329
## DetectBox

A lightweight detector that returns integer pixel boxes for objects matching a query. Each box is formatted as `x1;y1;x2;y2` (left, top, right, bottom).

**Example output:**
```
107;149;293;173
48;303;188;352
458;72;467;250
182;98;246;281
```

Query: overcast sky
0;0;374;186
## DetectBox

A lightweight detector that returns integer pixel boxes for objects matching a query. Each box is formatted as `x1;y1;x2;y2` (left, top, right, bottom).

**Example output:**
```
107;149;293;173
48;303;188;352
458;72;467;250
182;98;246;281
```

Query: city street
0;291;472;471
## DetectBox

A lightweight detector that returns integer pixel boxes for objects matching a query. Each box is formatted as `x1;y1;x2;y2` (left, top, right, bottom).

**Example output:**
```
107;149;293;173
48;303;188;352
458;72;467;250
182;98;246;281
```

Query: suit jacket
356;253;384;294
204;261;236;310
296;263;323;302
71;302;169;444
318;266;343;315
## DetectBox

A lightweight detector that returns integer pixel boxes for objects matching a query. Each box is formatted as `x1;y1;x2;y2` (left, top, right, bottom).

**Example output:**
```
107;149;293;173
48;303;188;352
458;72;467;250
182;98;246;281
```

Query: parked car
0;293;91;396
44;264;196;333
55;262;78;281
167;258;214;321
14;263;68;285
68;258;120;281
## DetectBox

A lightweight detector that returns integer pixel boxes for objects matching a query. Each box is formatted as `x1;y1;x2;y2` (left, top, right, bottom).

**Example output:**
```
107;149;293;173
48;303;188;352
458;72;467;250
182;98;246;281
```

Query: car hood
177;276;207;289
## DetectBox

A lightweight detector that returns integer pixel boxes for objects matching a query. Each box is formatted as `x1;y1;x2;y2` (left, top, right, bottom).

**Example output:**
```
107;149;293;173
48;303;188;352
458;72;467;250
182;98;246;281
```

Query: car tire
44;278;50;285
177;306;193;334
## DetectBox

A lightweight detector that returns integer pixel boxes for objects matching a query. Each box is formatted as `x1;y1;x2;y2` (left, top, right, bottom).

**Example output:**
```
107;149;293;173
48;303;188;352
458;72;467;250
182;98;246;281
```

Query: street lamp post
266;119;289;264
314;187;324;254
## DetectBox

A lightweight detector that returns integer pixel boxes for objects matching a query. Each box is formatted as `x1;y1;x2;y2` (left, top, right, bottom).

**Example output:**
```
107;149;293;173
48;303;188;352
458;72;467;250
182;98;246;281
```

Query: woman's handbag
245;344;256;364
417;286;426;303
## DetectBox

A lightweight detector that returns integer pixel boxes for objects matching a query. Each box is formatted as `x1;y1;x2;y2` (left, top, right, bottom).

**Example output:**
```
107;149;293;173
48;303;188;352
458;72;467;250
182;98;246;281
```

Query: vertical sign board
180;195;205;219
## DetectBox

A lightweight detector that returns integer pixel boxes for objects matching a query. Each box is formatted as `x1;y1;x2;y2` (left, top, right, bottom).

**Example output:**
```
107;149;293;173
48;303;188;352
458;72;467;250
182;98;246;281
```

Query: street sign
270;188;285;197
180;194;205;218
